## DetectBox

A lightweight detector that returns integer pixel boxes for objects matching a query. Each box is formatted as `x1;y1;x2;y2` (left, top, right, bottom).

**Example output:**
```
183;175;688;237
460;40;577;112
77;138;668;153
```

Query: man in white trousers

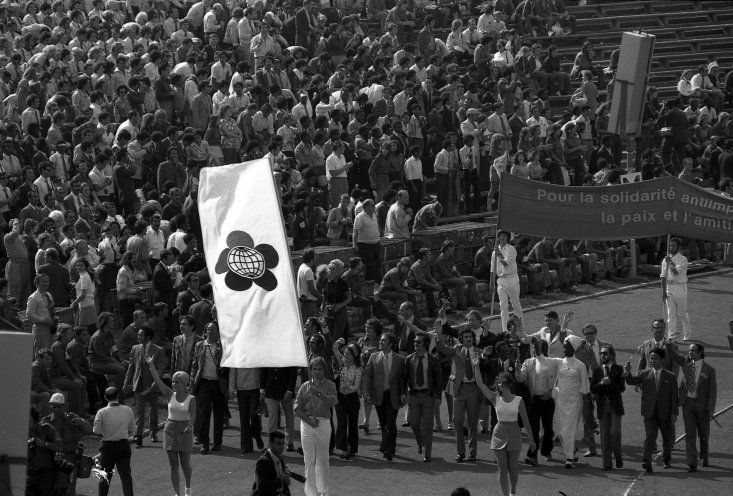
661;237;692;341
491;230;523;333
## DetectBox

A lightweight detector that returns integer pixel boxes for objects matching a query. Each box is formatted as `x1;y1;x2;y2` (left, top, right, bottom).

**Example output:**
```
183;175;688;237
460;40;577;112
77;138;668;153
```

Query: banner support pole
489;229;500;319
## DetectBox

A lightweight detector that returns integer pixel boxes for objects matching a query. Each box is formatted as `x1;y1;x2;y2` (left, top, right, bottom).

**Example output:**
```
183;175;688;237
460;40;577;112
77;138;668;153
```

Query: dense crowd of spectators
6;0;732;493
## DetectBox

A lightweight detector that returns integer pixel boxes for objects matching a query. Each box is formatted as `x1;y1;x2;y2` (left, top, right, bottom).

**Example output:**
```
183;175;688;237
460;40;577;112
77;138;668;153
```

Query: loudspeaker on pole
608;31;656;136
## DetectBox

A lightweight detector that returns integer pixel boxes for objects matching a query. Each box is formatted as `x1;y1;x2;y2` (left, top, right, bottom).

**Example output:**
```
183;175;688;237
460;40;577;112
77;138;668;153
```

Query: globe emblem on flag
215;231;279;291
227;246;266;279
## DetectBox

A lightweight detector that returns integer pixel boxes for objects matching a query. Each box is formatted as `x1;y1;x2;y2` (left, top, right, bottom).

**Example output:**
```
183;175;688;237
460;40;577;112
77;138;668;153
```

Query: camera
325;305;336;319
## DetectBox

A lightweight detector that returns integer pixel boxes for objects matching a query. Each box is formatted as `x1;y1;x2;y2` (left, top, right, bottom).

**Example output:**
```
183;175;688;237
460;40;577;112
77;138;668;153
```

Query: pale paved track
76;272;733;496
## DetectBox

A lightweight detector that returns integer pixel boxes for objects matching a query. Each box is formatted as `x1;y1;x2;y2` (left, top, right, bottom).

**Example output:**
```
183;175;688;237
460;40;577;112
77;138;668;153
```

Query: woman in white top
332;338;363;460
474;365;535;496
71;258;97;328
146;355;196;496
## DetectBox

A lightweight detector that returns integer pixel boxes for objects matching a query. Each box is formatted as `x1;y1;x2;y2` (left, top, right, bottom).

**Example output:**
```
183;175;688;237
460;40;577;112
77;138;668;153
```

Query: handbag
208;346;229;378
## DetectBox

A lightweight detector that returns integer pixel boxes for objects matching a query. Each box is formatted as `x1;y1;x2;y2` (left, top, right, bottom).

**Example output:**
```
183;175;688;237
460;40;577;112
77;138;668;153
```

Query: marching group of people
3;0;724;494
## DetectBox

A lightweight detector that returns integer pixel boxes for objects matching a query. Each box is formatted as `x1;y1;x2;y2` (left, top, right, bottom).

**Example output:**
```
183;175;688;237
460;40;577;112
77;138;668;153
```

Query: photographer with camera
320;259;352;343
27;406;62;496
42;393;93;496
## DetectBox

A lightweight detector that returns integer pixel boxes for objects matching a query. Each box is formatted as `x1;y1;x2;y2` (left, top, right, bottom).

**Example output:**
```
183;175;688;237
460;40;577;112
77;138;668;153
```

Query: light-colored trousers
497;274;523;333
266;397;295;446
666;283;691;339
301;419;331;496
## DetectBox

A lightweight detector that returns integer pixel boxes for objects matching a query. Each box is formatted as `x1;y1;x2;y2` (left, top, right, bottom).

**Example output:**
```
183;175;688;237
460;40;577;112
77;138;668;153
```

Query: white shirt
404;156;422;181
326;152;347;179
353;211;380;244
297;263;316;301
490;243;518;278
661;252;688;285
382;351;393;390
145;226;166;260
678;359;703;398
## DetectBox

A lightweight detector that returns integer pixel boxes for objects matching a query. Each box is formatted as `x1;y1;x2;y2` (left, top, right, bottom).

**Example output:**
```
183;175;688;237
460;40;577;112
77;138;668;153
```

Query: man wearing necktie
123;325;163;449
625;348;678;473
434;326;490;462
363;333;406;461
575;324;607;458
678;343;716;472
590;344;625;471
403;332;442;462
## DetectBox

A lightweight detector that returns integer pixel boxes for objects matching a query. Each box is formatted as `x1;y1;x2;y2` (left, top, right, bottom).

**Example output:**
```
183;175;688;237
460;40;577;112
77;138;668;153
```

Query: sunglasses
600;351;610;355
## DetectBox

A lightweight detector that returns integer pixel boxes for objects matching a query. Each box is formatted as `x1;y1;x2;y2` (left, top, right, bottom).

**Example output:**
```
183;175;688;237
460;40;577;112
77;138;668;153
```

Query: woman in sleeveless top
474;363;535;496
145;354;196;496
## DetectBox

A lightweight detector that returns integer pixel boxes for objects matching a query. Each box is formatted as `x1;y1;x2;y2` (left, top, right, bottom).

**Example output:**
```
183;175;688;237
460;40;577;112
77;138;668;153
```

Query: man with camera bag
42;392;93;495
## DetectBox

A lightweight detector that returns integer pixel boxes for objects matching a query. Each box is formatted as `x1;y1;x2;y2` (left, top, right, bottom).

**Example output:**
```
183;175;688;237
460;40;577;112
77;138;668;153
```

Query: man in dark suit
261;367;300;452
190;321;228;454
637;319;686;374
395;301;428;356
251;429;291;496
434;321;490;462
660;97;689;171
188;283;214;335
123;324;164;448
624;347;679;472
678;343;717;472
37;248;71;307
403;332;442;462
153;249;180;311
590;343;625;471
363;332;406;461
294;0;317;53
62;178;83;218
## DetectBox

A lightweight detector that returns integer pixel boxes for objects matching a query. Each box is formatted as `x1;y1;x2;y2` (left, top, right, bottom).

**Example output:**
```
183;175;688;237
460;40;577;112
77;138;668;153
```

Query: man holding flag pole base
660;237;692;342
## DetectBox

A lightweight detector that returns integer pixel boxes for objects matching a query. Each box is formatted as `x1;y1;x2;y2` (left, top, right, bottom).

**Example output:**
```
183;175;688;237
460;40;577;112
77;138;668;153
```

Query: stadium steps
521;0;733;116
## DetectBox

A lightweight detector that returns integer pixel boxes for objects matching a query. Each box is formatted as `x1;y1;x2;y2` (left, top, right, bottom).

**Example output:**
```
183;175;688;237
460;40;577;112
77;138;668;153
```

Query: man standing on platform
678;343;716;472
491;230;523;334
661;237;692;341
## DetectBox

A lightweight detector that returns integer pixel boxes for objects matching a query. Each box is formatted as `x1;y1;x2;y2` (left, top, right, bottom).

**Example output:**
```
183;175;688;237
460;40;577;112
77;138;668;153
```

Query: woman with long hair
71;258;97;329
332;338;362;460
474;368;535;496
145;356;196;496
510;150;529;178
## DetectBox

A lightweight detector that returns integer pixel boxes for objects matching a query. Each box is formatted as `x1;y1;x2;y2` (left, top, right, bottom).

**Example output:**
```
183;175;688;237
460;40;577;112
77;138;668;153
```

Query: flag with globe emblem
198;159;307;368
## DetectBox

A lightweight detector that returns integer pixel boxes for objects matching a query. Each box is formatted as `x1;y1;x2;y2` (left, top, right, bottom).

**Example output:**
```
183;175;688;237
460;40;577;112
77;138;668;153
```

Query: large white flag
198;159;307;368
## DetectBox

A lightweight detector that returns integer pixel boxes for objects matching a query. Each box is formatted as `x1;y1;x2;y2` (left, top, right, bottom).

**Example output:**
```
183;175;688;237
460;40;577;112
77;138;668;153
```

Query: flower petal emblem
215;231;279;292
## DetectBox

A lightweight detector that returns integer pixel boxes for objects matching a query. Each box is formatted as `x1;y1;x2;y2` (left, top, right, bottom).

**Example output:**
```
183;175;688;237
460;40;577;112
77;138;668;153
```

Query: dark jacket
625;367;678;420
261;367;299;401
590;363;625;416
403;352;442;398
251;449;291;496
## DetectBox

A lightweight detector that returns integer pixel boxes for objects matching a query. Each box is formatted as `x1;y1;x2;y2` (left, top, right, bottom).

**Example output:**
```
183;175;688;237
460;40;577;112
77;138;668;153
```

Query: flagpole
489;229;500;318
662;233;670;318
